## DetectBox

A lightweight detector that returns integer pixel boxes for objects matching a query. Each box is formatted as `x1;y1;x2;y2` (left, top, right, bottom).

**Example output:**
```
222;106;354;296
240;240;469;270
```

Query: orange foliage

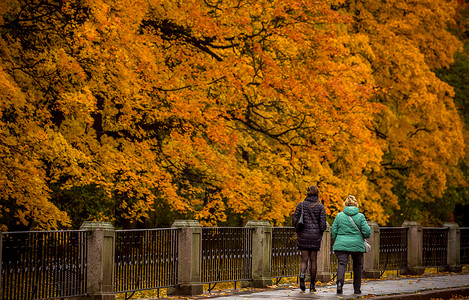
333;0;465;223
0;0;465;229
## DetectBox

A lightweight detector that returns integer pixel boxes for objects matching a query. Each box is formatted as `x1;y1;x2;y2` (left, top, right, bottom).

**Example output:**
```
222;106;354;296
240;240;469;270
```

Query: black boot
299;274;306;291
337;281;343;294
310;282;316;292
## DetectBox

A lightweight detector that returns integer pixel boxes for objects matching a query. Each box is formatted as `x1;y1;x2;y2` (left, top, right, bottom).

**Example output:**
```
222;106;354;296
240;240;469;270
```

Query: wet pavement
164;273;469;300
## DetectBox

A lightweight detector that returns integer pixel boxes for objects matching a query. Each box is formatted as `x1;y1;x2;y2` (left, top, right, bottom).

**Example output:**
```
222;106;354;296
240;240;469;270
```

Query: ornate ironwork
271;227;300;280
114;228;178;295
422;227;448;268
1;230;87;300
1;224;464;298
201;227;253;285
379;227;408;274
460;227;469;265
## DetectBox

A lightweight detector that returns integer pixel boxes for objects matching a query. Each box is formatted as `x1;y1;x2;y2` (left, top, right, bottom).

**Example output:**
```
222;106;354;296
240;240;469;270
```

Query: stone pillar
79;221;115;300
363;221;380;278
167;220;203;296
245;220;272;287
316;222;331;282
443;223;462;272
401;221;425;275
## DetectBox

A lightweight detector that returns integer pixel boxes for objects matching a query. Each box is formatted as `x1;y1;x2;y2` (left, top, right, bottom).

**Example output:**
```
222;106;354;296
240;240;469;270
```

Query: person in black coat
292;185;327;292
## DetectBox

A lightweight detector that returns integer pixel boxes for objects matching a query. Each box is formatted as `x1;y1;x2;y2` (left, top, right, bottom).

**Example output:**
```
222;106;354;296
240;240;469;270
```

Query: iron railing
461;227;469;265
1;224;466;298
114;228;178;296
1;230;87;300
379;227;408;275
271;227;300;281
422;227;448;268
201;227;253;288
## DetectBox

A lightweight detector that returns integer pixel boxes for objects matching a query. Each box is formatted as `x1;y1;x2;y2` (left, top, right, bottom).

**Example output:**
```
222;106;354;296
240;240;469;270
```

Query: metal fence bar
422;227;448;268
271;227;300;279
461;227;469;265
201;227;253;284
114;228;178;294
1;230;87;300
379;227;408;274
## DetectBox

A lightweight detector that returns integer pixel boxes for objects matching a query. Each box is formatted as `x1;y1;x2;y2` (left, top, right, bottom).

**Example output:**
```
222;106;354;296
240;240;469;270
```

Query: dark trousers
335;251;364;291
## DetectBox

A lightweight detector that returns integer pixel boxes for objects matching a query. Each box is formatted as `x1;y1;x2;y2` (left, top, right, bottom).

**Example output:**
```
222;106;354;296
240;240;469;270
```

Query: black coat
292;195;327;250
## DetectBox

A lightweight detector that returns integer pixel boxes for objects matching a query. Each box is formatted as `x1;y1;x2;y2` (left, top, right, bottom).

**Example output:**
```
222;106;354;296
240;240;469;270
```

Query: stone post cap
80;221;114;231
171;219;201;229
401;221;422;227
367;221;380;230
442;222;460;229
245;220;271;228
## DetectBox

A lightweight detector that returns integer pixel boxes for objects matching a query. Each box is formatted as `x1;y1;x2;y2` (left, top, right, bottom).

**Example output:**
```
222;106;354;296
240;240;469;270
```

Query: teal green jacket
331;206;371;252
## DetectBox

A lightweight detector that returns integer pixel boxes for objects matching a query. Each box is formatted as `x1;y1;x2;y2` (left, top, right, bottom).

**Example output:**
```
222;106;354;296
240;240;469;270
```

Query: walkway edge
368;286;469;299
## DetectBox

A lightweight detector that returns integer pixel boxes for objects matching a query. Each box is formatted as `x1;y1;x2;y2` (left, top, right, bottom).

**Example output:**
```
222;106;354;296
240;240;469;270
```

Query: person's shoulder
316;202;325;209
358;212;369;222
294;202;302;210
333;212;345;223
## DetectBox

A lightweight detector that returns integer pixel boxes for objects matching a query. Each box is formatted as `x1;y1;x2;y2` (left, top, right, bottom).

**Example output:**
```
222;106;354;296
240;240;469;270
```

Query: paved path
166;273;469;300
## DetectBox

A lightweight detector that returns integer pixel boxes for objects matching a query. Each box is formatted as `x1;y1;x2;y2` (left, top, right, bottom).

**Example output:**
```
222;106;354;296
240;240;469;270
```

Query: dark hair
307;185;319;196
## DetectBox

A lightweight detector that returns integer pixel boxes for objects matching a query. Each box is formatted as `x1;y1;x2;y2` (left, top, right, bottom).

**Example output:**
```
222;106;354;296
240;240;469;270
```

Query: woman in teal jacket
331;195;371;295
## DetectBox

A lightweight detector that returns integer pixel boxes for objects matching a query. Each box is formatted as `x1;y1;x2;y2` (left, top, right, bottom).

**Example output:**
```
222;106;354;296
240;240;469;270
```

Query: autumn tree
1;0;390;230
333;0;466;225
434;0;469;226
